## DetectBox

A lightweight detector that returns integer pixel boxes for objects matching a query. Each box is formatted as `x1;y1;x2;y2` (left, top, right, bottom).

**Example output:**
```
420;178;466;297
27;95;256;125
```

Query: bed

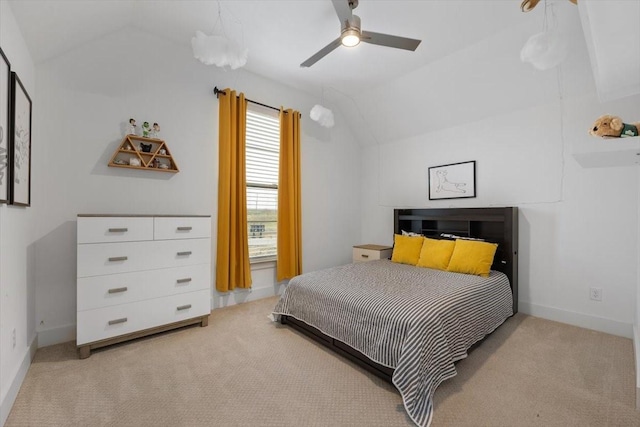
273;207;518;427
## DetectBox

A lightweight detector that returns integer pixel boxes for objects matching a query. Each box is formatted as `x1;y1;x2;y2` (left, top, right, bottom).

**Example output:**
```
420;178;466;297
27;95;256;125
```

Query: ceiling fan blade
331;0;353;26
300;38;342;68
361;30;421;51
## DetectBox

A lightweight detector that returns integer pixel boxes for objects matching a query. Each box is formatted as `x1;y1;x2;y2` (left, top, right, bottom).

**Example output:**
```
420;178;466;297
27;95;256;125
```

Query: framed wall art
428;160;476;200
0;47;10;204
10;72;31;207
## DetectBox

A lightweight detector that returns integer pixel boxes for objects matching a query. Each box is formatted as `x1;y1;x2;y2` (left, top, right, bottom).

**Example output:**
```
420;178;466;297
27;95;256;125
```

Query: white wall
636;164;640;409
0;2;37;424
34;27;361;344
358;4;640;338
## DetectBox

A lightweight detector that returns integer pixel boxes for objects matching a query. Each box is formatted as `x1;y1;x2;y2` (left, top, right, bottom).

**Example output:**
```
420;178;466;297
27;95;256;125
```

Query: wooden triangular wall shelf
108;135;179;173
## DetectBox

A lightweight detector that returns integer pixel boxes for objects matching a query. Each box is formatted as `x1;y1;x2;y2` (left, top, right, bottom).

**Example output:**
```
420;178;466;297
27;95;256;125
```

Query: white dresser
76;215;211;358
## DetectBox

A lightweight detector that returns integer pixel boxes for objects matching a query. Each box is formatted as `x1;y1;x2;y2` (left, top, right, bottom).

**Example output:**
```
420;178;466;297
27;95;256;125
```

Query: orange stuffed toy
590;115;640;138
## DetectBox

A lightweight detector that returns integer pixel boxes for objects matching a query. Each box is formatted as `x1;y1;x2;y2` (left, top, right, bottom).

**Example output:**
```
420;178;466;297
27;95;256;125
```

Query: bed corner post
509;207;519;314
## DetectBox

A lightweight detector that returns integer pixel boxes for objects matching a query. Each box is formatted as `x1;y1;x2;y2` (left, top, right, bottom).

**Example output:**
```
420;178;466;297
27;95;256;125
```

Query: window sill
250;256;276;270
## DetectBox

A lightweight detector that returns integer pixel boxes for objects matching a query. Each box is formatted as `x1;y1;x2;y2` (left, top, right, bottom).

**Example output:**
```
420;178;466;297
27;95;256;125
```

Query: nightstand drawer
353;244;393;263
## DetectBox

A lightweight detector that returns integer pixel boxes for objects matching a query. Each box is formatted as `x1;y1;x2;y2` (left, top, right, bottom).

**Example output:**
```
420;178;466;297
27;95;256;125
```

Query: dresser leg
200;316;209;327
78;346;91;359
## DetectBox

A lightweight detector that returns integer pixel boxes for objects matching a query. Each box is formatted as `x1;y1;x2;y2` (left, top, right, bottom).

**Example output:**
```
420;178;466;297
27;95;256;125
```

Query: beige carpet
6;296;640;427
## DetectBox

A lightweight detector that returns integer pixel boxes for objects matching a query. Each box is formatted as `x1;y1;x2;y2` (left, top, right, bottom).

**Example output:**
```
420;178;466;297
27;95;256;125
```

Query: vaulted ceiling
9;0;524;97
7;0;640;145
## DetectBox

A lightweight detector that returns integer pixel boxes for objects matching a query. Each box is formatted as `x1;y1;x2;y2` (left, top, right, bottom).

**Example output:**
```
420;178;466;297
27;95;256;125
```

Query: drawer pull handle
108;287;128;294
177;251;192;256
108;256;128;262
361;254;369;258
177;226;193;231
108;317;127;325
108;227;128;233
177;278;192;284
177;304;192;311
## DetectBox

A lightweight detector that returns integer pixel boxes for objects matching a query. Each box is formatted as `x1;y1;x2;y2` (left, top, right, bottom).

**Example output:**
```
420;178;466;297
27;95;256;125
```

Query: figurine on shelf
152;158;160;168
127;118;137;135
151;122;160;139
140;142;152;153
159;148;167;155
129;158;141;167
142;121;151;138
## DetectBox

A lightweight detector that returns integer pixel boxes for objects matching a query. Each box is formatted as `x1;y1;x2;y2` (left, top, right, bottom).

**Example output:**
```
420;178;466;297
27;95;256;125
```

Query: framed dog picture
428;161;476;200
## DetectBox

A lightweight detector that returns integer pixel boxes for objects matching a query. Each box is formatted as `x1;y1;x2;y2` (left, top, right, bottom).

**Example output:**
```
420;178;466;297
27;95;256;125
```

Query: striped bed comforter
272;259;513;427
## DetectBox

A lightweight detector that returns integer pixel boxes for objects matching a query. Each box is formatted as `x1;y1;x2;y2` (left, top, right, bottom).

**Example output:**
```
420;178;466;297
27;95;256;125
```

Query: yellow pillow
391;234;424;265
416;238;456;270
447;239;498;277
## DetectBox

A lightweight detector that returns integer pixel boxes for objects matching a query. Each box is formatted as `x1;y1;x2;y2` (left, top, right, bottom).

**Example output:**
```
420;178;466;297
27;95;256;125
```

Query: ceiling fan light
341;30;360;47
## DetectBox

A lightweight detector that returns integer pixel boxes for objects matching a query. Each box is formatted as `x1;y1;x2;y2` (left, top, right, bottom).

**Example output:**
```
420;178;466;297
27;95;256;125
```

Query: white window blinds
246;107;279;259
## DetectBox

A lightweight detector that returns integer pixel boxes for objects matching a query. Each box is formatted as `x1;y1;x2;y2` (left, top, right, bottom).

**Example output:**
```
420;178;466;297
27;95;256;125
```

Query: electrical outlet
590;287;602;301
12;328;16;348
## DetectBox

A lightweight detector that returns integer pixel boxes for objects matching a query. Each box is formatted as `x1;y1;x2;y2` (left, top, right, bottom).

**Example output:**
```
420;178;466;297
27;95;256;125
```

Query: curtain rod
213;86;291;114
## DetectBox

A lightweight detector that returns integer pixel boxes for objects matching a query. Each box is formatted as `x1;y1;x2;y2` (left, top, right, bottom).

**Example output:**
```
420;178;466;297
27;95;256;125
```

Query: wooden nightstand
353;244;393;263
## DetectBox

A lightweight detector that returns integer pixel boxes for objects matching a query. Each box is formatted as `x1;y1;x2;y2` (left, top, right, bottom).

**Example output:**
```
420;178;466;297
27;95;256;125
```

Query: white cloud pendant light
520;29;568;71
310;105;335;128
191;31;248;70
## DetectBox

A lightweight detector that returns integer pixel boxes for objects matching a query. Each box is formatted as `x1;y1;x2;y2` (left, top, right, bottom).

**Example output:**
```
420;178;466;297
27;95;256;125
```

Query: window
246;106;280;260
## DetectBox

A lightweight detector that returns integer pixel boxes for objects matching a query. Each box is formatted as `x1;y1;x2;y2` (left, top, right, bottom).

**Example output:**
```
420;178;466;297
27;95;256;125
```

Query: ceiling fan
300;0;422;68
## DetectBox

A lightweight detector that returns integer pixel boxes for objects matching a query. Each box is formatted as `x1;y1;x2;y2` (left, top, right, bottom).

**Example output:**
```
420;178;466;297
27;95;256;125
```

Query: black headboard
394;207;518;313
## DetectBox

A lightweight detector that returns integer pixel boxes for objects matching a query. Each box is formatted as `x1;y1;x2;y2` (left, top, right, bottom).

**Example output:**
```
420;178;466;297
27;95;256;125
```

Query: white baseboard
634;325;640;410
519;301;633;339
37;323;75;348
1;334;37;426
212;284;285;309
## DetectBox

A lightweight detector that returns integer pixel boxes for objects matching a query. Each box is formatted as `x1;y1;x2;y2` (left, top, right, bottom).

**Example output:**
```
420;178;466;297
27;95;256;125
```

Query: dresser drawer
77;289;211;345
353;246;393;263
77;238;211;277
156;238;211;269
77;217;153;244
77;240;156;277
154;217;211;240
77;264;211;311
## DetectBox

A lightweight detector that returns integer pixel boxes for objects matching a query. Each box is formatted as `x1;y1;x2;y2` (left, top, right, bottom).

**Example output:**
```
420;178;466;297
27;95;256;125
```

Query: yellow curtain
277;109;302;281
216;88;252;292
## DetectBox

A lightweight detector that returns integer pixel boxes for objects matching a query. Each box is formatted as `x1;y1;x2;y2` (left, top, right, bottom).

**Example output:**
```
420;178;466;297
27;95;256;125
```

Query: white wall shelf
573;136;640;168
